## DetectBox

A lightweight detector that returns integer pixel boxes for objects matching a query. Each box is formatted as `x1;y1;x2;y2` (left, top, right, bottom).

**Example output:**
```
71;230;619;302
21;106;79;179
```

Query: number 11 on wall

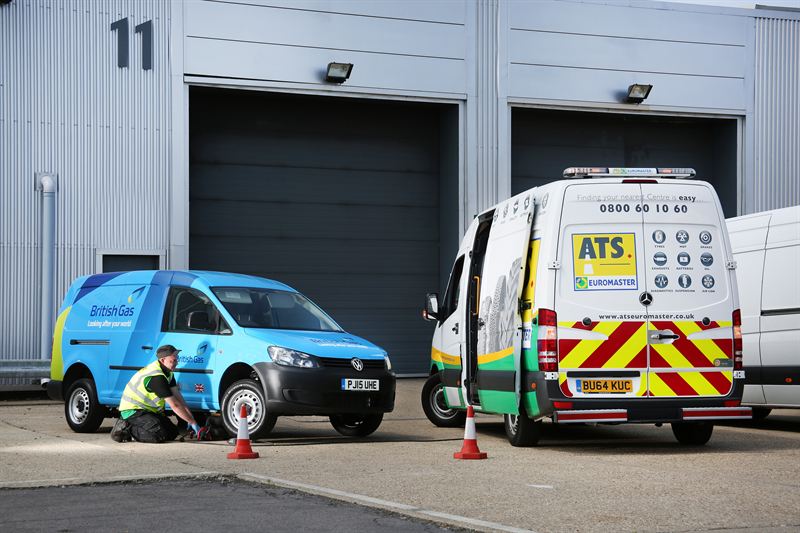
110;18;153;71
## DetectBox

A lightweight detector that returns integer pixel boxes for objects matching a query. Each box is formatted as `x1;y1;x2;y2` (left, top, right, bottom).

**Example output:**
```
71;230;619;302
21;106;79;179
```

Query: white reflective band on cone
237;410;249;440
464;406;477;439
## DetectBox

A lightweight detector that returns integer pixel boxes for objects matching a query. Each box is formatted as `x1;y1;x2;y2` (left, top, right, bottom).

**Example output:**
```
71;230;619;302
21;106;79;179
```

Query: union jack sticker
194;383;205;393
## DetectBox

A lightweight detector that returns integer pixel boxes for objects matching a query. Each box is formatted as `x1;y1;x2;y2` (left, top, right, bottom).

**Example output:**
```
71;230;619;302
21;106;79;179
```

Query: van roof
77;270;296;292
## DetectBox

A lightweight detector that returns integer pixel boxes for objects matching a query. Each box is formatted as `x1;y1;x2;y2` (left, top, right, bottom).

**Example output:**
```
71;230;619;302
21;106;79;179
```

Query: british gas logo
572;233;638;291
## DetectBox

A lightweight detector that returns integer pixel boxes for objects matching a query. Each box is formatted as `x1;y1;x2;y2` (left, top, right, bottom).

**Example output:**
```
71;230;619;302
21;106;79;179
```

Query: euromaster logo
572;233;638;291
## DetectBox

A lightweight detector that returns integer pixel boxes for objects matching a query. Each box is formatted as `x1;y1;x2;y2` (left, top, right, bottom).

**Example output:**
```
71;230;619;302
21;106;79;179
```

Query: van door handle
452;323;459;334
650;333;679;340
141;345;153;350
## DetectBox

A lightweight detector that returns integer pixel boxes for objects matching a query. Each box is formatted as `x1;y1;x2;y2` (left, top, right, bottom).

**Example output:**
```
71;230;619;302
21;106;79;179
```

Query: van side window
441;255;465;321
162;287;228;334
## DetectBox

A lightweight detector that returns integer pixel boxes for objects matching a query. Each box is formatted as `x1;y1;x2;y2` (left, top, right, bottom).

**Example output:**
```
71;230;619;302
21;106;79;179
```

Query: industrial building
1;0;798;379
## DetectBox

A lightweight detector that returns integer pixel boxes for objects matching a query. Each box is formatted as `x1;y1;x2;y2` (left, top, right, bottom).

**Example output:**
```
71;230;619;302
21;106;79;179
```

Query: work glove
188;422;201;437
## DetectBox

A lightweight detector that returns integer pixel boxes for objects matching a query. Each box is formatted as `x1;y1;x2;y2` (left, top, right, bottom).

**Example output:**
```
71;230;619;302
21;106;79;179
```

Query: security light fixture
626;84;653;104
326;62;353;83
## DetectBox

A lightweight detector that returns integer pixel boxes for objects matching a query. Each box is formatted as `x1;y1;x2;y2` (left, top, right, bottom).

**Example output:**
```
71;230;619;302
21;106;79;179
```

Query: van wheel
671;421;714;445
221;379;276;439
751;407;771;421
329;413;383;437
504;409;541;447
64;378;107;433
421;373;467;428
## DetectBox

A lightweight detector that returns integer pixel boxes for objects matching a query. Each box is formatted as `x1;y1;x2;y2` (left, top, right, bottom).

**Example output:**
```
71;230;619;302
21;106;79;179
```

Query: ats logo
572;233;638;291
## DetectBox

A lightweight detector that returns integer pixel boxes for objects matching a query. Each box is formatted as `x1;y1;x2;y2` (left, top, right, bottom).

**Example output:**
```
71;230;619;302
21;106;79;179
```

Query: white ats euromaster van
422;167;751;447
727;205;800;419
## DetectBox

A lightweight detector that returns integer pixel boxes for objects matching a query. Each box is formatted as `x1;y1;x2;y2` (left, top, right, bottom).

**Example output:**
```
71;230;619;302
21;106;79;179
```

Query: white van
727;205;800;419
422;167;751;447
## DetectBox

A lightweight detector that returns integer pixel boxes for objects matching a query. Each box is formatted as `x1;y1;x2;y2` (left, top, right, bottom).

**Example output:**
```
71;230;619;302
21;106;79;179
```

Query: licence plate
577;379;632;394
341;378;380;391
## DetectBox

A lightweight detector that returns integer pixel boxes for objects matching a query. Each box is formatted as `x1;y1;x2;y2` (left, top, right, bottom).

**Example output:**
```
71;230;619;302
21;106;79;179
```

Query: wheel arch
63;362;95;392
218;363;261;405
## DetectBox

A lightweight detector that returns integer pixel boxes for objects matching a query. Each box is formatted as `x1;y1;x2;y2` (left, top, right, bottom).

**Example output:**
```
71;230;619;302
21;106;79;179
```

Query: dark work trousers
127;410;179;443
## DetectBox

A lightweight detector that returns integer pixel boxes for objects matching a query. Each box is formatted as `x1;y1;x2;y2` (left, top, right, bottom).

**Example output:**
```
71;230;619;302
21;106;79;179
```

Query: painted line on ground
526;484;554;489
240;473;535;533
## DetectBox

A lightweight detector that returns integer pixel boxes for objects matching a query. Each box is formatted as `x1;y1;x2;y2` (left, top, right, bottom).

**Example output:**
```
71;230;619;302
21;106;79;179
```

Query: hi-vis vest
119;360;173;414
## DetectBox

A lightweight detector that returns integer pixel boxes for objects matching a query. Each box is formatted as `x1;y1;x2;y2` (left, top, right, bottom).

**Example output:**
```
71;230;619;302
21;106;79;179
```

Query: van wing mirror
188;311;211;331
423;293;439;321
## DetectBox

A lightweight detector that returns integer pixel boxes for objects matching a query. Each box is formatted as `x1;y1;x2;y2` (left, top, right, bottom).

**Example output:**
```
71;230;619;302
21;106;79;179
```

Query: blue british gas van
47;271;396;438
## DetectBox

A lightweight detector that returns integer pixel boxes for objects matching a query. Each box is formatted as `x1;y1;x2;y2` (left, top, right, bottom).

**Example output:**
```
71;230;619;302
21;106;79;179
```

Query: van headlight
268;346;319;368
384;355;392;370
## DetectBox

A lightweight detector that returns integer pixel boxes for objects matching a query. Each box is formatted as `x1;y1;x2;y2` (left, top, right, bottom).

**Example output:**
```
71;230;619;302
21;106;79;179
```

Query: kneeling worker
111;344;201;443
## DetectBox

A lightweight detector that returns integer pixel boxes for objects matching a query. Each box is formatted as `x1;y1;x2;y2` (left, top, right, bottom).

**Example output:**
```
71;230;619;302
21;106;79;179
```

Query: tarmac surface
1;379;799;532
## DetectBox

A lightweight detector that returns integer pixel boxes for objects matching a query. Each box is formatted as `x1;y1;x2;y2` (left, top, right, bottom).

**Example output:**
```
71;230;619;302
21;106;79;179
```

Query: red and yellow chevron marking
558;372;572;397
649;371;732;397
558;321;648;370
648;321;732;369
647;320;733;397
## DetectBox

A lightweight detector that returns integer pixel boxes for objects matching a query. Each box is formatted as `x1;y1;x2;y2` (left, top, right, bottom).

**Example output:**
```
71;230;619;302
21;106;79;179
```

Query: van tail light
732;309;743;370
537;308;558;372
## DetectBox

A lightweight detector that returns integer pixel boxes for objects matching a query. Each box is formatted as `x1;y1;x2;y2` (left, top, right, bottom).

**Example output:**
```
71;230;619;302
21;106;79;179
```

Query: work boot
110;418;131;443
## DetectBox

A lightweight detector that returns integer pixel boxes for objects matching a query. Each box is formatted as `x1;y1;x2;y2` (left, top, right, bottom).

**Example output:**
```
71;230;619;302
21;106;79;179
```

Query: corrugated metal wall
753;16;800;212
474;0;501;213
0;0;172;365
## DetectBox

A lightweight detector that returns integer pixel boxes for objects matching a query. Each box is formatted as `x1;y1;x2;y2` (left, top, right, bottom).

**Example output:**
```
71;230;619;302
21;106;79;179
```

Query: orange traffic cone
453;405;487;460
227;404;260;460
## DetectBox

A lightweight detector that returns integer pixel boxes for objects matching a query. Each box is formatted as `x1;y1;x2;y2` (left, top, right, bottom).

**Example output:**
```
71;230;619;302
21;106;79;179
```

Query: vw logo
351;358;364;371
639;292;653;306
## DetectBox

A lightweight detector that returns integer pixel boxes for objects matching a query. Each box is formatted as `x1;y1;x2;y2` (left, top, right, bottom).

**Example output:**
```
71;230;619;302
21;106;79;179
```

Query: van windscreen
212;287;341;332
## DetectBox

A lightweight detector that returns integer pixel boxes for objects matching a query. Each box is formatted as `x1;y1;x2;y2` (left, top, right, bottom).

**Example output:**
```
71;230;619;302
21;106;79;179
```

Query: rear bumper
46;380;63;401
254;362;395;416
554;406;752;423
536;372;750;423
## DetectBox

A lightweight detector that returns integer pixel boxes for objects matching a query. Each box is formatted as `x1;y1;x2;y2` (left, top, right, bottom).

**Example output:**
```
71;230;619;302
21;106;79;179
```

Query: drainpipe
35;173;58;361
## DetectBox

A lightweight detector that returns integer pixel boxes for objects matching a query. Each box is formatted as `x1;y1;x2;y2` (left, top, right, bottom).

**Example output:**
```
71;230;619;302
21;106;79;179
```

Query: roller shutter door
189;88;440;374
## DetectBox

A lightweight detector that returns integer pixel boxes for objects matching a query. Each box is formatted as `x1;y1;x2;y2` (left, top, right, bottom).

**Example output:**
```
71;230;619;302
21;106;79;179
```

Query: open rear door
474;192;534;413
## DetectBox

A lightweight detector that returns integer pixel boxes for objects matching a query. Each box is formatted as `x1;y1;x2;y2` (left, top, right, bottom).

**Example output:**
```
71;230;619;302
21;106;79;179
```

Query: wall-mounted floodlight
626;84;653;104
326;62;353;83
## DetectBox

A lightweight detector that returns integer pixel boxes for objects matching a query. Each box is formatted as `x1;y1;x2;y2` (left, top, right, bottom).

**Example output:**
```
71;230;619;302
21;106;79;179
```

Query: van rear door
641;182;734;398
556;183;648;398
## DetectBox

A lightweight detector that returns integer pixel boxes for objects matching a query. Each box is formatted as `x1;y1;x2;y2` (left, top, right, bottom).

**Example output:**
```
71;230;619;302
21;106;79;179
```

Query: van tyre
329;413;383;437
671;421;714;445
504;409;541;447
421;373;466;428
221;379;276;439
65;378;107;433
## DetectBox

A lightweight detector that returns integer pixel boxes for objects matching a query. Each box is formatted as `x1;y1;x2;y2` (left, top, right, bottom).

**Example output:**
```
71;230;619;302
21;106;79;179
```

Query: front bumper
254;362;395;416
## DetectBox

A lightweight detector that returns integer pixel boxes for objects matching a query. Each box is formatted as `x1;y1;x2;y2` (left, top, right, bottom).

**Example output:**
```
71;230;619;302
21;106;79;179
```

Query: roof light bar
563;167;696;179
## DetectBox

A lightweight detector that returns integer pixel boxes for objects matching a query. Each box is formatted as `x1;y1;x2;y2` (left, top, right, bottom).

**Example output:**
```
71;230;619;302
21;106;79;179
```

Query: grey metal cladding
0;0;172;361
754;16;800;212
508;0;749;109
182;0;468;94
